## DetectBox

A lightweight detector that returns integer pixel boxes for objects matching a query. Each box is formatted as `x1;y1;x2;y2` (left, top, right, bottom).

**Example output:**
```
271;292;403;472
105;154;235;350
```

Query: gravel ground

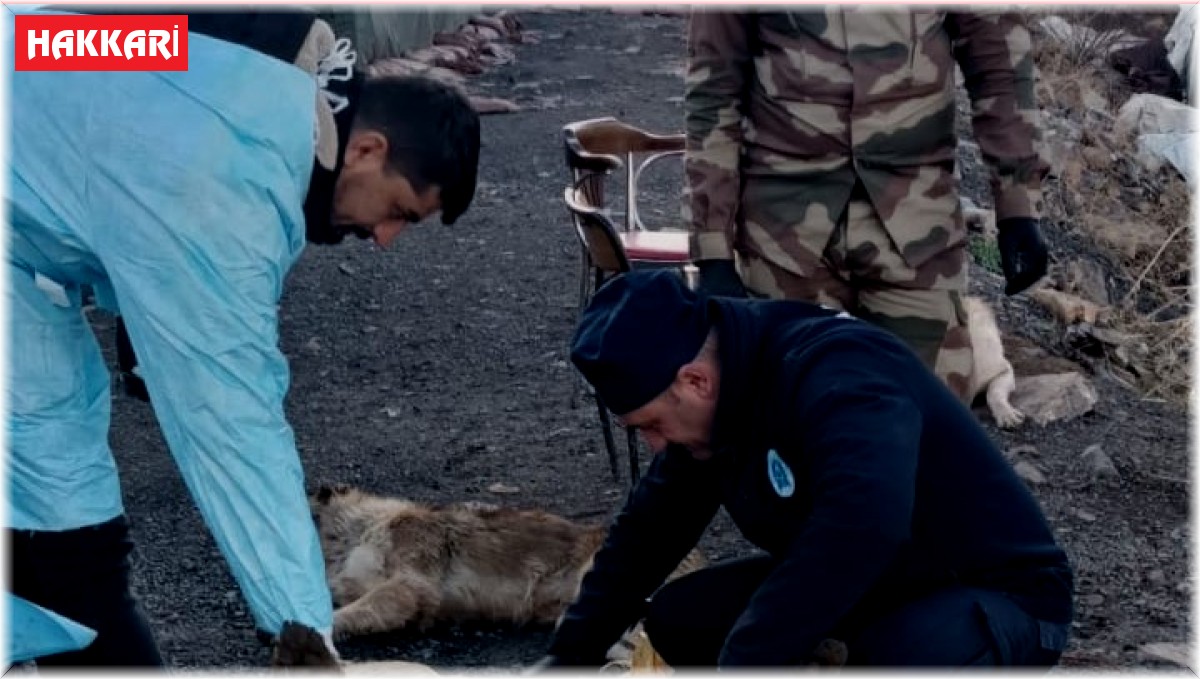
94;9;1190;671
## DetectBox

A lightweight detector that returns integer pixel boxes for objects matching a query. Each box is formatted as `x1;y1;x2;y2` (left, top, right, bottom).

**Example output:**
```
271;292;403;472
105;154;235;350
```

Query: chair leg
578;245;593;319
595;394;621;482
627;427;641;487
581;263;621;481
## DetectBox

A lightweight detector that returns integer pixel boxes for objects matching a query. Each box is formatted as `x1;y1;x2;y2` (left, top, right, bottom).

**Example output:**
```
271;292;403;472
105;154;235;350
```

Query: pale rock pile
368;12;527;115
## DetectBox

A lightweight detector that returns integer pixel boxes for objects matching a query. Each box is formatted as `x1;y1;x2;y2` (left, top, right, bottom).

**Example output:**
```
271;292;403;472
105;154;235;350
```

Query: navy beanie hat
570;270;712;416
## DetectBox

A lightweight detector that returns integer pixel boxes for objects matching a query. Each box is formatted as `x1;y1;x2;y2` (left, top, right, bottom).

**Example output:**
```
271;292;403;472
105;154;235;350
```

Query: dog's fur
314;486;860;669
312;484;706;644
964;295;1024;428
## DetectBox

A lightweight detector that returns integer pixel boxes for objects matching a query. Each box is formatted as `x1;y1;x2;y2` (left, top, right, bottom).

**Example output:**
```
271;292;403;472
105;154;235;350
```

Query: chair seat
619;230;690;263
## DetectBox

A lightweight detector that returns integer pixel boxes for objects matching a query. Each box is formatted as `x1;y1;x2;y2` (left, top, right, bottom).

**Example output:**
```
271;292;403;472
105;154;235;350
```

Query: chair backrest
563;186;630;275
563;117;685;233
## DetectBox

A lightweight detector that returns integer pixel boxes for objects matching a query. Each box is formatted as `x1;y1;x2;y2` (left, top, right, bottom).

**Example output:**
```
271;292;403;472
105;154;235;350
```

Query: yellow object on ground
629;627;672;674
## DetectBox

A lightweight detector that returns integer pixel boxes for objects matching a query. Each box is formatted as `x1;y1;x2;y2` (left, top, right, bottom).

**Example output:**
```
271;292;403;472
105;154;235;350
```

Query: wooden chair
562;117;697;488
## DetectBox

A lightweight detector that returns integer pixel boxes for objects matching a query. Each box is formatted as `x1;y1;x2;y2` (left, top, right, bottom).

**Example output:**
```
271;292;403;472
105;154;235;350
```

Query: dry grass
1046;10;1133;69
1027;10;1194;408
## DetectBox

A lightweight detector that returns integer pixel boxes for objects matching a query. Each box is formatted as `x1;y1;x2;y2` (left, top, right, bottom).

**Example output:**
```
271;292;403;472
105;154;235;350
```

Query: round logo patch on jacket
767;449;795;498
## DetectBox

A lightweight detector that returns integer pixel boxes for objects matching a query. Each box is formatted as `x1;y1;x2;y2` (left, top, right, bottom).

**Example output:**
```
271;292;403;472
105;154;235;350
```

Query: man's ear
342;130;389;170
677;361;716;401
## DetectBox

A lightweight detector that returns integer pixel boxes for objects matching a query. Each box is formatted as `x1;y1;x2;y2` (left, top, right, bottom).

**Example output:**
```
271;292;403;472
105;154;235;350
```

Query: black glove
997;217;1049;296
696;259;747;298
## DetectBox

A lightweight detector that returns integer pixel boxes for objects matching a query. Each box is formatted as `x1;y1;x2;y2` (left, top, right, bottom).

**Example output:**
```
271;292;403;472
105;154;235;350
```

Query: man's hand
997;217;1049;296
696;259;747;298
268;621;341;671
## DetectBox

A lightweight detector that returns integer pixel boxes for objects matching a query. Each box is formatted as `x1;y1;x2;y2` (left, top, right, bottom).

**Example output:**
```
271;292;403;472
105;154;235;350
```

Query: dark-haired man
535;270;1072;669
8;6;480;667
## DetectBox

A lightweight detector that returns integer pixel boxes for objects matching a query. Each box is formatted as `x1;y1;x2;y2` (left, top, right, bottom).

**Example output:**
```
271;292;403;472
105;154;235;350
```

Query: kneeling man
537;270;1073;668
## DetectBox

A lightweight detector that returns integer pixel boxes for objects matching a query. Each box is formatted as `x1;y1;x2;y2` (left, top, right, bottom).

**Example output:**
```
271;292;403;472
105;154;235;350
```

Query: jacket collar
303;70;365;245
706;298;757;458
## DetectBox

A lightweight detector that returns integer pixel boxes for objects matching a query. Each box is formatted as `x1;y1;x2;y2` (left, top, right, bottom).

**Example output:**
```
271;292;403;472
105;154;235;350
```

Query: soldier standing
684;10;1050;401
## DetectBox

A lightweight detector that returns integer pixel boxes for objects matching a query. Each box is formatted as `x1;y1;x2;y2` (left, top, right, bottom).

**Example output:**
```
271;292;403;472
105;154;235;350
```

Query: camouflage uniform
684;9;1048;402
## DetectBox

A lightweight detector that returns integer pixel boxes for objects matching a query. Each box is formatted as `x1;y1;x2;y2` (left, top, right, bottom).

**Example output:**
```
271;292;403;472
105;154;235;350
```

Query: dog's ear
315;485;335;504
315;483;351;504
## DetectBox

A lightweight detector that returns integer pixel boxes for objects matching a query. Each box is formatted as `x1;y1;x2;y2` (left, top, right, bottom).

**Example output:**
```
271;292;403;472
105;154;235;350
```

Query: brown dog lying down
312;484;847;668
312;484;617;639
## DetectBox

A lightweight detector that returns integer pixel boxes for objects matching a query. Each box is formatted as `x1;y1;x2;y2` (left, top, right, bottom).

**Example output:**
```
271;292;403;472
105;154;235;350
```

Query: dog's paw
331;614;355;643
993;404;1026;429
270;621;341;669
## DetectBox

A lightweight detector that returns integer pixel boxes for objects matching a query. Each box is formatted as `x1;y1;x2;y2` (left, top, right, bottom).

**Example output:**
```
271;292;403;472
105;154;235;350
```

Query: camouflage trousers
737;187;973;403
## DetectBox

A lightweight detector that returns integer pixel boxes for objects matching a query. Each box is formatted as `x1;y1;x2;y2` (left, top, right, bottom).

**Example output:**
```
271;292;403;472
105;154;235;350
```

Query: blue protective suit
7;7;333;638
8;594;98;663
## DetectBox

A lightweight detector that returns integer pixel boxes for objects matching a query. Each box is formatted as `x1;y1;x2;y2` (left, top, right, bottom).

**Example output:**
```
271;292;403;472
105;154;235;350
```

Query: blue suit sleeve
9;594;98;663
718;337;923;666
106;236;332;636
78;36;331;637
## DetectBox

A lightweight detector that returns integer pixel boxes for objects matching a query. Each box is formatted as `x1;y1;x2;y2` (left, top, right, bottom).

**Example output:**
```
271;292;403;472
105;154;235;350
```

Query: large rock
1011;373;1099;426
1115;93;1199;184
1116;92;1198;137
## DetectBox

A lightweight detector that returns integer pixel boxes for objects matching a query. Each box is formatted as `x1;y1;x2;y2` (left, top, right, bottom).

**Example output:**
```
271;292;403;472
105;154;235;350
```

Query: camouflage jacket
685;10;1049;270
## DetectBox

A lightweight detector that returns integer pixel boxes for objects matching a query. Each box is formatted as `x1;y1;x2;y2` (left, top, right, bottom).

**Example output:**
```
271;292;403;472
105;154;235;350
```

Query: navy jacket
549;298;1073;666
